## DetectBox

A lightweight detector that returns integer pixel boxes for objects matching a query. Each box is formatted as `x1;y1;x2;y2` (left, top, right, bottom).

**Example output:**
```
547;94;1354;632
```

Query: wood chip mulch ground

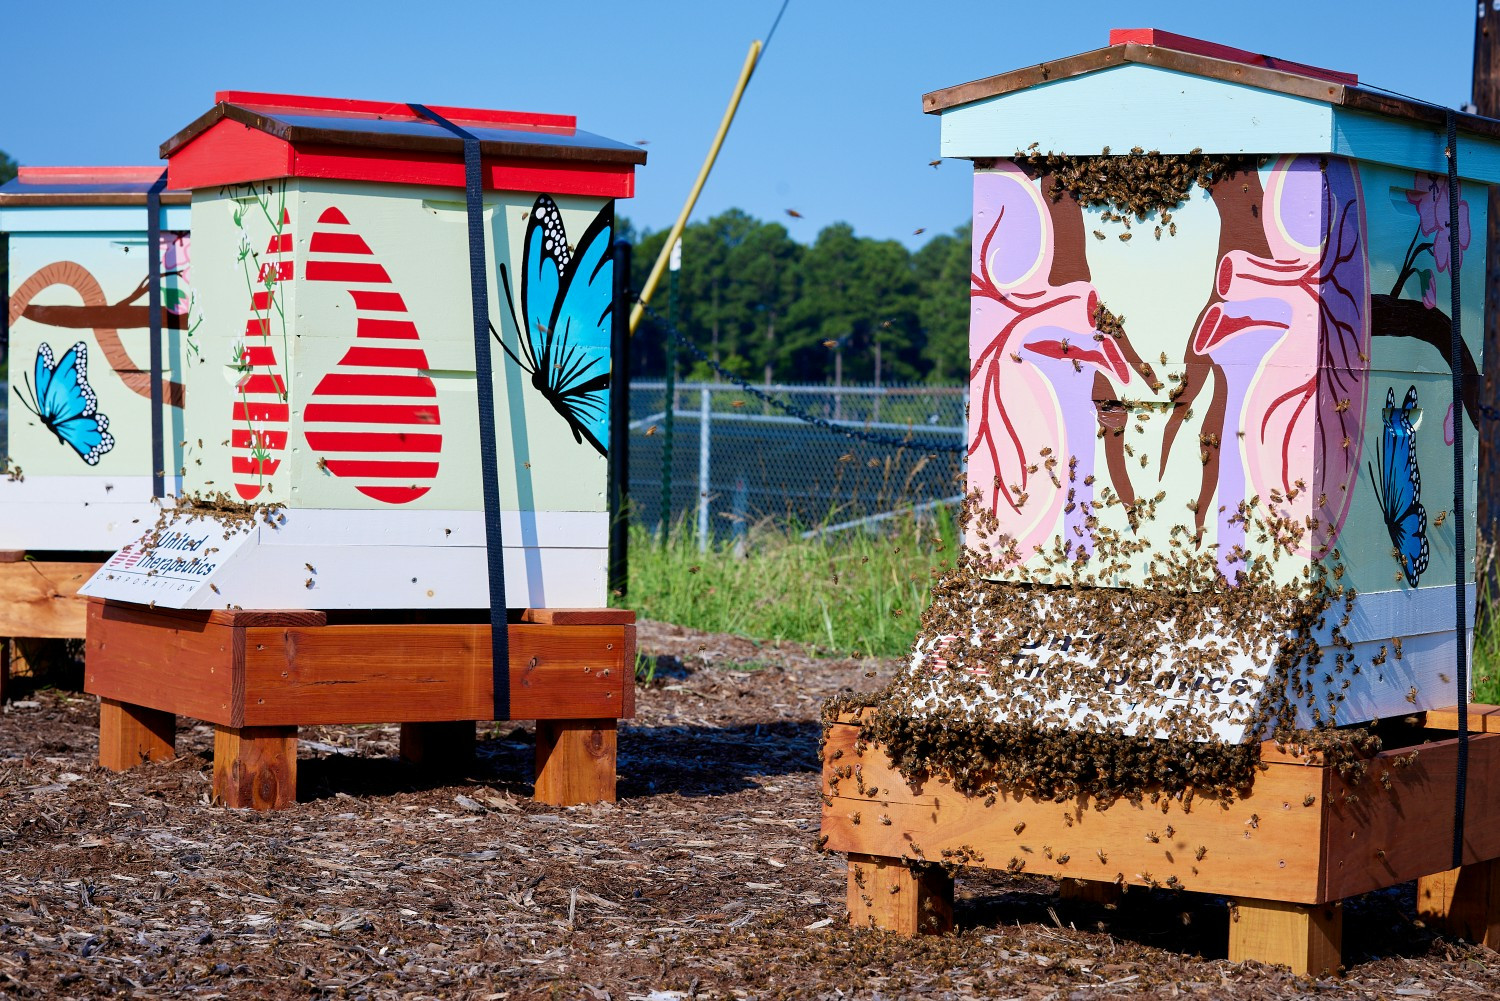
0;621;1495;999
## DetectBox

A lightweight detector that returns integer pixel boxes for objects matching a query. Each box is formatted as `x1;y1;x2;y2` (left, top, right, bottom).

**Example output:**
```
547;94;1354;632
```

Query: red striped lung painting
231;207;292;500
302;206;442;505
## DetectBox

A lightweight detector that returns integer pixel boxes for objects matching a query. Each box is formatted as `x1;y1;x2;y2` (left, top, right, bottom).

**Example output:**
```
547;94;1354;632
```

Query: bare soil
0;622;1494;1000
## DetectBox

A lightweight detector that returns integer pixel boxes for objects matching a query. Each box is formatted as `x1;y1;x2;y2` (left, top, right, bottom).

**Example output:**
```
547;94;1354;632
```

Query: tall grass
1471;534;1500;704
626;505;960;659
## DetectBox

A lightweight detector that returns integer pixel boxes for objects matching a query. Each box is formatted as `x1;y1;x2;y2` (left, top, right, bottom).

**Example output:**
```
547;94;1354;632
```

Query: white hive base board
0;477;176;552
910;585;1475;743
77;508;606;609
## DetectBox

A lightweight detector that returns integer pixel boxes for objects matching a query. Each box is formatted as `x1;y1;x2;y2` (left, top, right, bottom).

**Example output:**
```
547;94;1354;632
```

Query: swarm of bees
1013;146;1268;235
822;477;1411;817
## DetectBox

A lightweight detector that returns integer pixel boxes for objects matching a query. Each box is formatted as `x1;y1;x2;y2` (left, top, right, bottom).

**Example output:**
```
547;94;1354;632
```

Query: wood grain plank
621;624;637;719
85;601;239;725
534;719;616;805
206;609;327;628
1424;705;1500;733
212;725;297;809
1322;731;1500;900
820;722;1328;902
98;699;175;770
1227;898;1342;975
0;561;100;638
1417;861;1500;948
239;622;629;725
520;608;636;626
847;853;953;935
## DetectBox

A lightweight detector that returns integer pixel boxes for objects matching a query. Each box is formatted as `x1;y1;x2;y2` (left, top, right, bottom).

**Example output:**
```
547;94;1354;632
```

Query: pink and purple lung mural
966;153;1476;595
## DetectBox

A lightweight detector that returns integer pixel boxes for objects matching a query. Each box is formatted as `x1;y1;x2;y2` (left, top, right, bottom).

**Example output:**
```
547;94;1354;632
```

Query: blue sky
0;1;1479;251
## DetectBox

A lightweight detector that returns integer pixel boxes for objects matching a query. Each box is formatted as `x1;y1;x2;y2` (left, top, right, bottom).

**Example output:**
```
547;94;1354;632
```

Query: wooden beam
820;719;1329;902
85;600;239;726
399;721;476;774
0;560;100;638
240;622;629;725
212;725;297;810
98;698;175;770
1425;704;1500;733
519;608;636;626
1322;731;1500;900
846;853;954;935
534;719;616;805
1419;860;1500;948
1228;897;1342;975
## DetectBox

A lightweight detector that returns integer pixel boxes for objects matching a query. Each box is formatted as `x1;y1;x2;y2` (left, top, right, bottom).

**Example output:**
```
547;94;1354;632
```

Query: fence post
661;240;679;545
698;387;711;553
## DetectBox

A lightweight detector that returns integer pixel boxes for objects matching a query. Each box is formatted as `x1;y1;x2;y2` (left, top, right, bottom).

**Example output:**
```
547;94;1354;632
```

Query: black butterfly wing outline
1368;386;1428;587
496;195;613;456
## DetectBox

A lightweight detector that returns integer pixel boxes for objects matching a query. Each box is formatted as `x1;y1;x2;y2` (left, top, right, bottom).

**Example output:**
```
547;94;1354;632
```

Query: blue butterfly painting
14;341;116;465
494;194;613;455
1368;385;1429;588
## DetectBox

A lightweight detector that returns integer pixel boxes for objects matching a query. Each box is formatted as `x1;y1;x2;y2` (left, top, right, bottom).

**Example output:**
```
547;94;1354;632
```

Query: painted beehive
914;31;1499;739
1;167;191;550
80;93;644;610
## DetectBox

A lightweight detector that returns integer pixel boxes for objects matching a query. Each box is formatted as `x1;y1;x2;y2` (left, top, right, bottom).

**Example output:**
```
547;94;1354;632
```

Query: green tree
913;222;972;383
623;209;969;385
784;223;922;384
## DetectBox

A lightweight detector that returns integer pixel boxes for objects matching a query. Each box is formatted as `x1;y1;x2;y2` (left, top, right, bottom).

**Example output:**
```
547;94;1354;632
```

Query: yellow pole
629;39;762;334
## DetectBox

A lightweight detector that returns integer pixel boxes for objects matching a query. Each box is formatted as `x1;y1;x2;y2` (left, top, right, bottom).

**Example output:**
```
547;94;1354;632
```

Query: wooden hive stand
86;598;635;809
822;707;1500;975
0;550;105;703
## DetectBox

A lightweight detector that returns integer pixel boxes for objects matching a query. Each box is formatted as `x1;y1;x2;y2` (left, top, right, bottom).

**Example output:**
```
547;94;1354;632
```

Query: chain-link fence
627;381;966;546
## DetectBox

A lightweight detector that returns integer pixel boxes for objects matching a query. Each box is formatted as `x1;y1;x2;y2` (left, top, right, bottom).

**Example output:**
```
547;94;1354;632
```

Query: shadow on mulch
957;878;1441;968
294;718;824;804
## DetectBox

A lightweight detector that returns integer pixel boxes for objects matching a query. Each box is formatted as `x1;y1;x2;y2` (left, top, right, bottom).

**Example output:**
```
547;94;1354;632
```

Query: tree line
622;211;970;386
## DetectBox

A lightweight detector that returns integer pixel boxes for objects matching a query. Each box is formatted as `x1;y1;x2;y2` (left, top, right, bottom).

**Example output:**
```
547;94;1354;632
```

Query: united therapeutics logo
103;545;147;570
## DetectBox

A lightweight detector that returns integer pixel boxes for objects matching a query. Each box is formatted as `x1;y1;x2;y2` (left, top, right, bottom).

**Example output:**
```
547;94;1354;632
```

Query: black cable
763;0;791;52
146;171;168;499
409;103;510;721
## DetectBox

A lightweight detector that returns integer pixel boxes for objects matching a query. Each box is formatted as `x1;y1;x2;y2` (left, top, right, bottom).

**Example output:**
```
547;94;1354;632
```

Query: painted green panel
178;179;610;515
1332;109;1500;185
6;226;192;478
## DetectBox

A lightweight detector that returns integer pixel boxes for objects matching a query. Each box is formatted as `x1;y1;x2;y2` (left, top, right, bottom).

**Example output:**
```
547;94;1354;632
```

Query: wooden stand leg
1058;878;1124;907
399;721;476;774
534;719;616;805
1419;861;1500;948
98;698;175;770
0;638;9;705
212;725;297;810
846;853;955;935
1228;898;1342;975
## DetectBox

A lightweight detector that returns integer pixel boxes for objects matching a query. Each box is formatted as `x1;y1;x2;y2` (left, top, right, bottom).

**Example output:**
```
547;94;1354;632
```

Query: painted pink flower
160;234;193;315
1445;402;1455;446
1407;173;1470;273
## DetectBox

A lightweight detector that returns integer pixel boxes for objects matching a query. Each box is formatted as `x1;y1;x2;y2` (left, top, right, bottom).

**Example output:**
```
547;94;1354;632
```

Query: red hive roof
161;91;646;199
